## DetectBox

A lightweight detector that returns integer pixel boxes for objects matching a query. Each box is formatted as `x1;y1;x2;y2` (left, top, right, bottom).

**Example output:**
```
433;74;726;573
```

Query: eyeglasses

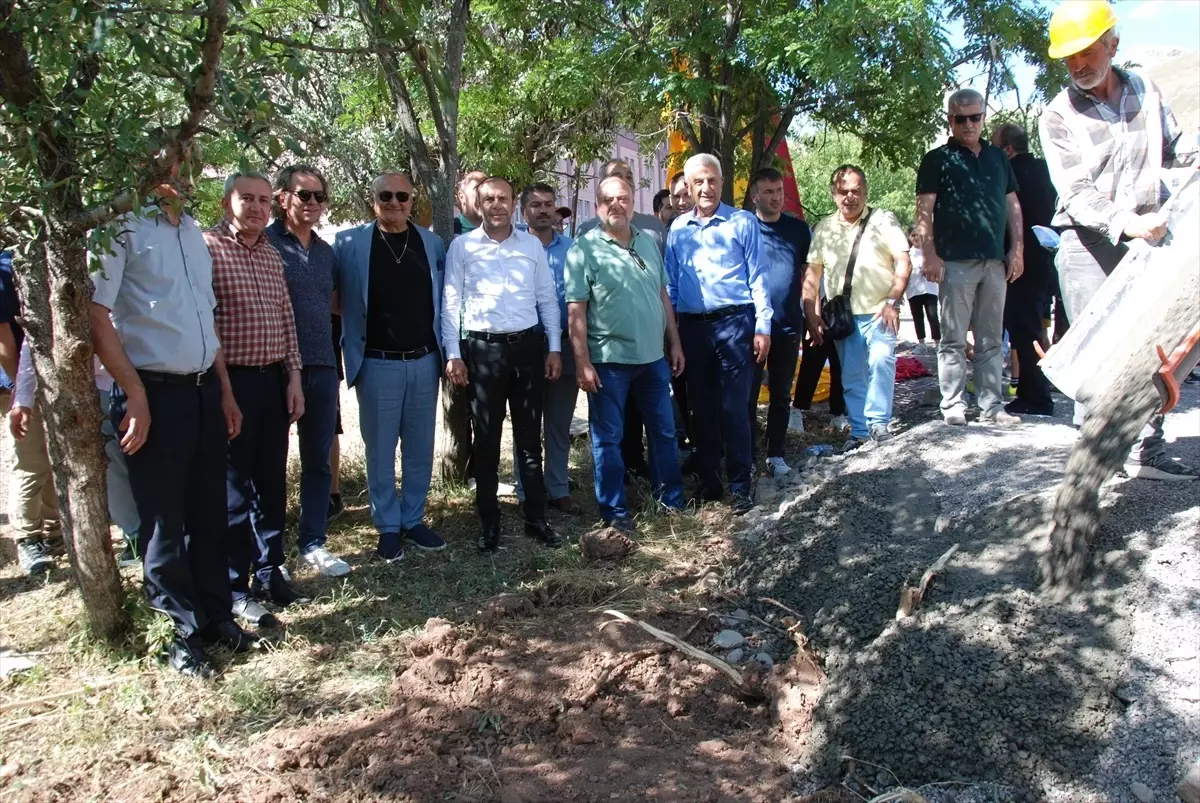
952;113;983;125
377;190;411;204
291;189;328;204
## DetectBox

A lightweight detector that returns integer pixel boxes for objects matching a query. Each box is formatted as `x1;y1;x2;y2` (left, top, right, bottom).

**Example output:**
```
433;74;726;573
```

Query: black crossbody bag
820;208;873;341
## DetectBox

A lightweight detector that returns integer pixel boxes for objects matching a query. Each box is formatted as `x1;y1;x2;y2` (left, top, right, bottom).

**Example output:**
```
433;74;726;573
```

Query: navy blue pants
114;372;232;638
679;306;755;498
295;366;340;554
225;364;290;599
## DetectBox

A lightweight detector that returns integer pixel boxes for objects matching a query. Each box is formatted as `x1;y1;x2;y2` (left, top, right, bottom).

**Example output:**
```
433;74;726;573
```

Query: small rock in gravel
752;652;774;669
728;608;751;623
726;648;744;663
712;630;744;649
1130;781;1155;803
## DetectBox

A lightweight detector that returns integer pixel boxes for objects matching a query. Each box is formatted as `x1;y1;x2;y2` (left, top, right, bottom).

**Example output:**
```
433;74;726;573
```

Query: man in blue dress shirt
665;153;771;515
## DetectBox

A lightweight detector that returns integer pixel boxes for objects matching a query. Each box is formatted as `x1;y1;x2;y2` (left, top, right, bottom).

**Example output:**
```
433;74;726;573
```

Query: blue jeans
295;366;339;553
678;306;755;498
355;354;439;533
589;359;684;522
834;314;898;439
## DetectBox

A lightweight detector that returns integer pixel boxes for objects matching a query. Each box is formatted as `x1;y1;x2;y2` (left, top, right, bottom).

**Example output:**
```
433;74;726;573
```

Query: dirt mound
578;527;637;562
244;611;808;802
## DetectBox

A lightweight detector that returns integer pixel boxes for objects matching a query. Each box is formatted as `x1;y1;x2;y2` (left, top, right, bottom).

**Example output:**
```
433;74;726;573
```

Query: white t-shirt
905;246;939;298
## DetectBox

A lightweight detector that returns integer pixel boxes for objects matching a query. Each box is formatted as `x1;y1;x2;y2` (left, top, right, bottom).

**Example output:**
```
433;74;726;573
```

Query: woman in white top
904;229;940;349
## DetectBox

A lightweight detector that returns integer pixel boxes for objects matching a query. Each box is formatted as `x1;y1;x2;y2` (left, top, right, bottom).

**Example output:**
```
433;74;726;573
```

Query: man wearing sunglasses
565;176;686;533
266;165;351;577
916;88;1024;428
442;176;564;553
333;172;449;562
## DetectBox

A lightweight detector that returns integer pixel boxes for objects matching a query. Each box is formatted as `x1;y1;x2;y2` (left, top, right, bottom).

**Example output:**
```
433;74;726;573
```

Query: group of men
0;0;1192;679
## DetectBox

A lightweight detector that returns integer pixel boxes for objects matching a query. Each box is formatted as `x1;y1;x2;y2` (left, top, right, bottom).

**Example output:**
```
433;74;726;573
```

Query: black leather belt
228;361;283;373
364;345;437;361
678;303;753;322
137;368;214;386
465;326;541;344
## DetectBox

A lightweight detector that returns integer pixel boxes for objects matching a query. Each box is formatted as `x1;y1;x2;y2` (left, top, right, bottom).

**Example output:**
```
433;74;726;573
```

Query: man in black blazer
993;123;1058;416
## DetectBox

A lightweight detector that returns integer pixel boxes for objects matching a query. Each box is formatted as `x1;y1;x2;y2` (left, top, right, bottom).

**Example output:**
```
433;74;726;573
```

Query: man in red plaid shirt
205;172;308;628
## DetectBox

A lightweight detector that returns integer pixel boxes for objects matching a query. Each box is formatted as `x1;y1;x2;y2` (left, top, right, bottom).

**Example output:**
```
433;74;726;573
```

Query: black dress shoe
233;597;280;629
167;636;217;679
1005;398;1055;417
731;495;756;517
524;519;564;548
253;571;312;607
688;485;723;507
548;495;582;515
477;524;501;553
204;619;261;653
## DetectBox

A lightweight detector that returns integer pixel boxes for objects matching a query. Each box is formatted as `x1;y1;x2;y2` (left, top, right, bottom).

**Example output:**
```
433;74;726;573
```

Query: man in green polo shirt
916;88;1025;427
565;176;686;534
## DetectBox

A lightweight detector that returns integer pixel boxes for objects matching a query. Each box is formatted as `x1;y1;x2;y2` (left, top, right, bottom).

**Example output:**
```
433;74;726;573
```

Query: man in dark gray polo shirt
267;165;350;577
90;166;256;678
916;88;1024;427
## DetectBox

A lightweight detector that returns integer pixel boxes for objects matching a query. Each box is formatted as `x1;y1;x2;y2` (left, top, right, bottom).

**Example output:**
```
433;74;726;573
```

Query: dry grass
0;387;848;799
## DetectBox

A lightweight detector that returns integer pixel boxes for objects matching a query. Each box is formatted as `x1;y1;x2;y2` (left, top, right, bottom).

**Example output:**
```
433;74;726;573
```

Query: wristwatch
888;297;904;310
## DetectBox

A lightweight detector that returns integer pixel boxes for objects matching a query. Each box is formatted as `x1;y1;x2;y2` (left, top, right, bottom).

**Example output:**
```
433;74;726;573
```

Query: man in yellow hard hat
1040;0;1198;481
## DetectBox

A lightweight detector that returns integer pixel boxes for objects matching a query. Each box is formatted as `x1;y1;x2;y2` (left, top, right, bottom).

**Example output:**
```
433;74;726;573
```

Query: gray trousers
98;387;141;540
515;341;579;500
1057;228;1165;466
938;259;1007;415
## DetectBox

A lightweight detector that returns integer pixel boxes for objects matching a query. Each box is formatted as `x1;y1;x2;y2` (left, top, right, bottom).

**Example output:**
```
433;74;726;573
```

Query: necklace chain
377;225;411;265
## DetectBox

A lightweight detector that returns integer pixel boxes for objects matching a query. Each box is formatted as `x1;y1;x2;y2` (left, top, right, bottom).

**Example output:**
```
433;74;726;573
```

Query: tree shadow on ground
734;430;1197;800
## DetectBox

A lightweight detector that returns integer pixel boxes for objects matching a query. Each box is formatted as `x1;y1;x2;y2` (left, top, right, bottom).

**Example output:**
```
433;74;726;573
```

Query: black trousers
113;372;232;638
908;293;941;342
225;364;290;598
751;322;800;459
464;332;546;525
793;334;846;416
1004;265;1053;406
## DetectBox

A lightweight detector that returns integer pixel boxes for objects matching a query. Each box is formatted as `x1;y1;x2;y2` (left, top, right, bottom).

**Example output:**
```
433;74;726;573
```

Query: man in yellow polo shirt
803;164;912;450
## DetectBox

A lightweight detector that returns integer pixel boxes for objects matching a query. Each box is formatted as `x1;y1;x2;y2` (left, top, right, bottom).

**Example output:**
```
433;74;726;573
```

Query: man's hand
576;360;602;393
446;358;468;386
873;302;900;334
222;390;243;440
1123;212;1167;241
922;251;945;283
8;406;31;441
1005;250;1024;283
285;374;305;424
545;352;562;381
667;342;685;377
806;316;825;347
118;389;152;455
753;333;771;364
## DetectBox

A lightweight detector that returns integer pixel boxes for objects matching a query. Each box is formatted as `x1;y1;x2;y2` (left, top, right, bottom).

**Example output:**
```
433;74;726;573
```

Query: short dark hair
829;163;868;189
750;167;784;191
653;188;671;214
670;171;686;189
992;122;1029;153
476;175;514;199
272;164;328;219
519;182;557;209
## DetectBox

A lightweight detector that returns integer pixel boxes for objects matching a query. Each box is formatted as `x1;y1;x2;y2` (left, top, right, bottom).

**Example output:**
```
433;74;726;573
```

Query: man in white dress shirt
442;176;565;553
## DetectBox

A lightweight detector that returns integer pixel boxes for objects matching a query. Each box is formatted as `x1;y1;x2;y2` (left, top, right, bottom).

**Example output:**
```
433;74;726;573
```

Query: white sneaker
788;409;805;433
302;546;352;577
766;456;791;477
830;415;851;432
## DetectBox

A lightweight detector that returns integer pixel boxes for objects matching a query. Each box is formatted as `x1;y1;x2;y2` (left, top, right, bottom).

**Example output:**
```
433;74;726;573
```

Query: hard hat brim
1048;30;1106;59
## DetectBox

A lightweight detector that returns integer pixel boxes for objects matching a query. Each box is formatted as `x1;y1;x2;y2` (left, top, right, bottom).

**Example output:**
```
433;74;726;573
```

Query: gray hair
595;175;634;204
683;153;722;180
947;88;984;112
372;171;413;193
223;171;271;199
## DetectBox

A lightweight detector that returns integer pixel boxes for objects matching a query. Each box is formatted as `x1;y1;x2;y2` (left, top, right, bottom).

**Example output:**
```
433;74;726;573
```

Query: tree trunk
15;226;129;639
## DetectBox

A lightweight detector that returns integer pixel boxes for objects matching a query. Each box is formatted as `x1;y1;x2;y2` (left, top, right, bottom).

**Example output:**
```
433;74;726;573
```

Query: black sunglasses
952;113;983;124
377;190;411;204
291;189;328;203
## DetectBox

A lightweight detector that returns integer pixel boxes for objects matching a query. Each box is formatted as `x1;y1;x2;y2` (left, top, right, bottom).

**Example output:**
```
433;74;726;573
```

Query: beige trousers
1;390;60;542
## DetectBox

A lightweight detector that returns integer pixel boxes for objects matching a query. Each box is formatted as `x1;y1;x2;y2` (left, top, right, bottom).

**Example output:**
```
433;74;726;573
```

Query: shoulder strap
841;207;873;297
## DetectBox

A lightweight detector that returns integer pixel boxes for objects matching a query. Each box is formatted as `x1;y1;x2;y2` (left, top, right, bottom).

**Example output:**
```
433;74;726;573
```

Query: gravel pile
736;374;1200;801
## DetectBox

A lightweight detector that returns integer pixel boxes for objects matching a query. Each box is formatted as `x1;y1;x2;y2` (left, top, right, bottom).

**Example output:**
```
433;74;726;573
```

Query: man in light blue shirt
665;153;771;514
513;182;581;514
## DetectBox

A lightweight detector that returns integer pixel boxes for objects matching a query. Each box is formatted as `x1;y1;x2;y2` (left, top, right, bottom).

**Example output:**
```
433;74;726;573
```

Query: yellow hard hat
1048;0;1118;59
